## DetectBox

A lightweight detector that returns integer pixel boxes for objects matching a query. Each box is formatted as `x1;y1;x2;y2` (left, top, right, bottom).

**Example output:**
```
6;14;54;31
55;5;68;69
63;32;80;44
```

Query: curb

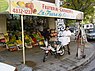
68;43;95;71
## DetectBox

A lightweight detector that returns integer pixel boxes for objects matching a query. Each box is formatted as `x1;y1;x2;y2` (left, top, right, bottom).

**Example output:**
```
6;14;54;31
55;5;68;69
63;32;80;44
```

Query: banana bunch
12;1;18;7
25;35;30;40
39;41;44;45
8;44;15;47
12;1;25;8
16;40;22;44
17;1;25;8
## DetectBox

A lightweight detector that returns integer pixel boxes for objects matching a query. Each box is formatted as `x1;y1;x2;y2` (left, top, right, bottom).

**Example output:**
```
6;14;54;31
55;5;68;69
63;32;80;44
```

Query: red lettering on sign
42;4;58;11
12;8;33;14
59;8;73;13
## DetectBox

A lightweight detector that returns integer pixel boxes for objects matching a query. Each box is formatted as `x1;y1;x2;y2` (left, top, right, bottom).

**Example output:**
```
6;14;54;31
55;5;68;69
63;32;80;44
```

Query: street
81;41;95;71
74;40;95;71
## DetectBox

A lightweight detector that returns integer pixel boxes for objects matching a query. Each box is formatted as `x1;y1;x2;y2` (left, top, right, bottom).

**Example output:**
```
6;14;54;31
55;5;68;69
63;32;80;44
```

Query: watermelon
0;0;8;12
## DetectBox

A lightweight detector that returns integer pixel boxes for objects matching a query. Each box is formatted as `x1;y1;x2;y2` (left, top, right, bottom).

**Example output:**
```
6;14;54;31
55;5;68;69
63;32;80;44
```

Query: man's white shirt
62;30;71;43
58;30;71;46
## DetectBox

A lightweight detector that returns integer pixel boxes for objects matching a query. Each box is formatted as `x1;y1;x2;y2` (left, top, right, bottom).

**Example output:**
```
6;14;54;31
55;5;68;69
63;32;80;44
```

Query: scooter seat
55;41;61;45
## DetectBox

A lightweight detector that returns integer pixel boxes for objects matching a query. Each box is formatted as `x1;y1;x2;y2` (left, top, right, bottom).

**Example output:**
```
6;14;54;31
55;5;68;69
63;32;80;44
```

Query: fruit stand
0;0;84;64
2;31;44;51
0;33;6;46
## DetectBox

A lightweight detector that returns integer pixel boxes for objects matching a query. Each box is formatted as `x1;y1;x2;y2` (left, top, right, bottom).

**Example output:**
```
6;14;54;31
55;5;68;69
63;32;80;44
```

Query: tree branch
79;0;89;11
82;2;92;11
71;0;77;10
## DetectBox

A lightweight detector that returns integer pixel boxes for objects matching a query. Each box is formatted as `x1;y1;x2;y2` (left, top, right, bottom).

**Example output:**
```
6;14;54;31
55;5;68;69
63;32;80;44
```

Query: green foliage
62;0;95;23
65;19;76;26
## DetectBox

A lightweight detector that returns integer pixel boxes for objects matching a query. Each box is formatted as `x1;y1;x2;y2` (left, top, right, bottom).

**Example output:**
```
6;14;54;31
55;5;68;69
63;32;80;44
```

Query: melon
0;0;8;12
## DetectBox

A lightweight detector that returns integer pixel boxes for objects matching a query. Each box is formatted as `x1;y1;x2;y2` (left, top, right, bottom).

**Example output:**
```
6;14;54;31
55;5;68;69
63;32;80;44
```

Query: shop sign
10;0;83;19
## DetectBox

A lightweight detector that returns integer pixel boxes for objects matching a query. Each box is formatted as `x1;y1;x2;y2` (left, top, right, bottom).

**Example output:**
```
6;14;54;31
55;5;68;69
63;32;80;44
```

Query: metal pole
21;15;25;64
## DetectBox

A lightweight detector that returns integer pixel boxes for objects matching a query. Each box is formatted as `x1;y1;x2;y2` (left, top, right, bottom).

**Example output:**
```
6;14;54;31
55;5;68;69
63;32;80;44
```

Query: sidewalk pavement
32;41;95;71
0;41;95;71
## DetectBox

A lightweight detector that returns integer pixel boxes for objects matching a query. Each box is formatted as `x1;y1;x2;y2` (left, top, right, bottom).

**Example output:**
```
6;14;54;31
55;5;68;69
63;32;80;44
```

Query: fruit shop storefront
0;0;83;64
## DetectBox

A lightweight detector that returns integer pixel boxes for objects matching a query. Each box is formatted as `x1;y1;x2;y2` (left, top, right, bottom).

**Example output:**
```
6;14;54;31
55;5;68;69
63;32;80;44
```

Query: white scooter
40;39;65;62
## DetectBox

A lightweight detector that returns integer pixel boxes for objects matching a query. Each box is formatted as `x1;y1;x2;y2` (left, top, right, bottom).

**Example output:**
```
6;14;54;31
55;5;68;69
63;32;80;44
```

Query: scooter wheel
43;58;46;62
60;49;65;55
43;54;48;62
43;56;47;62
